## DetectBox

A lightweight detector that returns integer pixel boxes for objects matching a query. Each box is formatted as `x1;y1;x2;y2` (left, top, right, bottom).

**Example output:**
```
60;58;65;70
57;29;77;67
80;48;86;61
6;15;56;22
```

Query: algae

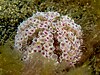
0;41;23;75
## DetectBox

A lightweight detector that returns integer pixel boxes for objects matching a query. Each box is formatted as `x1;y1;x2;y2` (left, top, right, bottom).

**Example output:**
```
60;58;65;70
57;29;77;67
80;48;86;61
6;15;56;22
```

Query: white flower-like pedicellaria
14;12;83;66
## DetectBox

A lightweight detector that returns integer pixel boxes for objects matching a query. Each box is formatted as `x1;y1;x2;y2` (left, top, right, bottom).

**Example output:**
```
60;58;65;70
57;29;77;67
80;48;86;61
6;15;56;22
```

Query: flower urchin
14;12;83;66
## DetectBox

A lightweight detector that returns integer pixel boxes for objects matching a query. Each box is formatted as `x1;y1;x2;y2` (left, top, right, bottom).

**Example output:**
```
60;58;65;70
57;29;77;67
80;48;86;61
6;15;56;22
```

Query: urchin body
14;12;83;66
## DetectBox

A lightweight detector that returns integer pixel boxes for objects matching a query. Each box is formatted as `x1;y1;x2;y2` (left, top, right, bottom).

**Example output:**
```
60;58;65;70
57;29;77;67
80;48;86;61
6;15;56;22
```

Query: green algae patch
67;66;92;75
21;53;93;75
22;53;57;75
0;41;23;75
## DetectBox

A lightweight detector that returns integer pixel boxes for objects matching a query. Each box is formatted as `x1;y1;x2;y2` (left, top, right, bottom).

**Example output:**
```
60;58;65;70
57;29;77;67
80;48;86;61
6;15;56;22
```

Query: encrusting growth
14;12;83;66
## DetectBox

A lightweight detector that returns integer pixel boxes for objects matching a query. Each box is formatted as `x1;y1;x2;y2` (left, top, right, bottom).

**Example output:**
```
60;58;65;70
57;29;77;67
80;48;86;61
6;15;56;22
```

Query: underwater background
0;0;100;75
